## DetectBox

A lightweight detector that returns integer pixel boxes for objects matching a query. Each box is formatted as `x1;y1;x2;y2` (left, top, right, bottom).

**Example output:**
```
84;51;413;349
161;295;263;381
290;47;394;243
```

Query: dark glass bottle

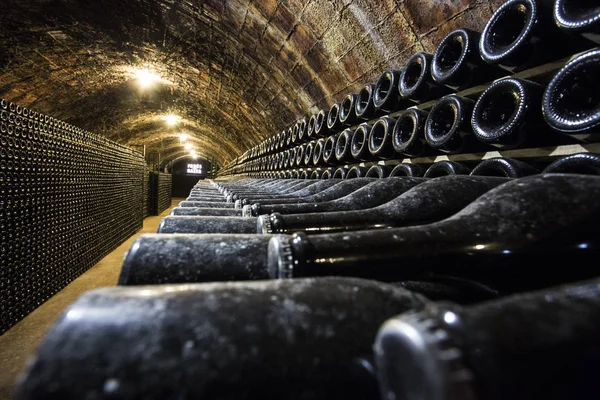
392;109;429;157
355;83;377;120
470;157;538;178
314;109;329;137
390;163;425;177
307;113;317;138
335;129;354;163
346;165;368;178
543;152;600;174
374;69;405;112
423;161;470;178
333;167;349;179
260;175;506;235
322;134;338;165
365;165;391;178
303;141;315;166
339;93;359;126
310;169;323;179
321;168;335;179
542;49;600;142
351;124;375;161
327;102;343;131
399;53;448;103
312;138;327;166
297;118;308;142
480;0;576;71
268;174;600;293
425;95;477;154
375;277;600;400
432;28;506;90
473;77;560;149
16;278;426;400
296;143;306;166
554;0;600;43
368;117;398;159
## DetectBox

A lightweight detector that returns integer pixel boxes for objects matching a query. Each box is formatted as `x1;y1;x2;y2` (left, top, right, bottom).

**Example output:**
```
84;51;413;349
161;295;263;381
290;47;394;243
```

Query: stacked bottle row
221;0;600;177
16;151;600;399
148;171;173;216
0;98;146;334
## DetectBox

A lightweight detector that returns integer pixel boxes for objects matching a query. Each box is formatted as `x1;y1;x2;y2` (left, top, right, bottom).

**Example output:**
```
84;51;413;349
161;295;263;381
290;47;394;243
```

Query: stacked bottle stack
14;2;600;399
148;171;173;216
0;98;145;334
220;0;600;179
143;166;150;218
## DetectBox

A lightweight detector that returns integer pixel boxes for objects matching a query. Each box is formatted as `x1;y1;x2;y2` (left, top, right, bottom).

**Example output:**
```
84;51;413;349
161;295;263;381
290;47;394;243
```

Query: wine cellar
1;0;600;399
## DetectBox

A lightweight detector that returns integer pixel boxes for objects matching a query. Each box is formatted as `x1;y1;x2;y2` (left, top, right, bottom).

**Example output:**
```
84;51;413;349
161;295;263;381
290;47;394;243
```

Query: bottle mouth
296;146;304;165
402;62;424;92
299;170;308;179
473;78;526;141
335;131;350;160
321;169;333;179
315;111;326;133
555;0;600;30
369;119;388;154
340;95;355;121
543;153;600;175
356;85;373;116
426;98;459;144
432;30;468;82
351;126;367;158
304;142;314;164
323;136;335;162
312;141;323;164
393;112;417;152
346;166;362;179
307;115;317;135
327;104;340;129
310;170;321;179
333;167;347;179
375;72;395;107
543;50;600;133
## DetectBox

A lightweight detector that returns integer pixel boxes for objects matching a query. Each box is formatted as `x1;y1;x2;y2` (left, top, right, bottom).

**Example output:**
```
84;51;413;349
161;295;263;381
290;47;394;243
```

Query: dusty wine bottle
355;83;378;119
374;69;405;112
375;277;600;400
470;157;538;178
365;165;391;178
335;128;355;163
399;52;448;103
425;95;477;154
432;28;506;90
390;163;426;177
267;174;600;294
392;109;429;157
16;278;427;400
369;117;398;159
542;49;600;142
339;93;359;125
554;0;600;43
543;152;600;174
327;102;343;131
351;124;375;161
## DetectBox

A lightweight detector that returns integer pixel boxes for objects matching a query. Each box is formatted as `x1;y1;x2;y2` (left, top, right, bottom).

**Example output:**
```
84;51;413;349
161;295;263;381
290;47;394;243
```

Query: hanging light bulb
134;69;161;88
163;114;180;126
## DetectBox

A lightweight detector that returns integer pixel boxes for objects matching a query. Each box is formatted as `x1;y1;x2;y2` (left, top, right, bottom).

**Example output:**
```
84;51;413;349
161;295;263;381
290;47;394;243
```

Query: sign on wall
187;163;204;174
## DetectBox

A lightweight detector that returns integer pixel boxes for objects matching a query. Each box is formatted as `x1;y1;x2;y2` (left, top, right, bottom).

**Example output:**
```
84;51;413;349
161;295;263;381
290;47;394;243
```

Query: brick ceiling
0;0;501;166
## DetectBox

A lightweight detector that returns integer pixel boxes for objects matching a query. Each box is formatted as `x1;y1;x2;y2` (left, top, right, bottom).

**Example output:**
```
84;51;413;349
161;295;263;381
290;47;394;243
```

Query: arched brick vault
0;0;503;167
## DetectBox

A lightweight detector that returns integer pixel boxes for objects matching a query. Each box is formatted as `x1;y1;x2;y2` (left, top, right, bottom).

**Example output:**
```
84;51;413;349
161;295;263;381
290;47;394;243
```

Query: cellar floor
0;198;185;400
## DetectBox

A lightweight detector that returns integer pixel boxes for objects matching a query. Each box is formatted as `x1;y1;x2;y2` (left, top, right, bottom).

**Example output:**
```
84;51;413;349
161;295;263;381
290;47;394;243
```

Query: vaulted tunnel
0;0;502;167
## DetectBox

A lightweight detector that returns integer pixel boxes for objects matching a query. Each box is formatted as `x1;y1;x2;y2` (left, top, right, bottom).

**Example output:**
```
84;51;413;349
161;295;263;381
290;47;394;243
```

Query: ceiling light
134;68;161;88
179;132;188;142
163;114;180;126
184;143;193;150
190;151;198;159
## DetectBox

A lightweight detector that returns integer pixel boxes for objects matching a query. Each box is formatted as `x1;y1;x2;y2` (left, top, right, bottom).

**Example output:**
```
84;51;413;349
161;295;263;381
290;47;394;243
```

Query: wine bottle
424;161;471;178
374;69;405;112
259;175;506;235
355;83;378;119
307;113;317;138
399;52;448;103
16;278;426;400
369;117;398;159
375;277;600;400
158;216;258;234
321;168;335;179
304;141;315;166
554;0;600;44
310;170;324;179
312;139;326;166
296;143;306;166
236;179;344;206
346;165;368;179
542;49;600;142
314;109;329;137
297;118;308;142
333;167;350;179
339;93;359;125
322;134;338;165
543;152;600;174
365;165;391;178
335;128;355;163
267;174;600;294
390;163;426;177
392;109;429;157
473;77;560;149
480;0;577;71
351;124;375;161
327;102;343;131
470;157;538;177
431;28;506;90
246;176;406;217
425;95;477;154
